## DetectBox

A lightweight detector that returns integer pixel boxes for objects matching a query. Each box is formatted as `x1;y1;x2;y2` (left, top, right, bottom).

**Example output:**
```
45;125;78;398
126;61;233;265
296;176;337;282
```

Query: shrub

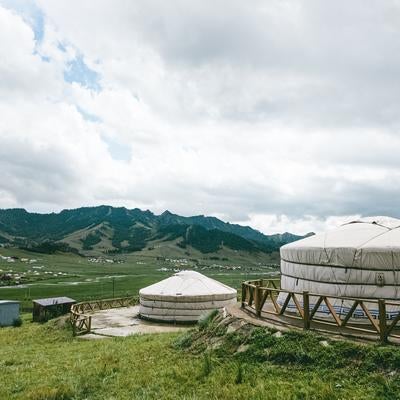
12;317;22;327
198;309;219;330
173;331;193;349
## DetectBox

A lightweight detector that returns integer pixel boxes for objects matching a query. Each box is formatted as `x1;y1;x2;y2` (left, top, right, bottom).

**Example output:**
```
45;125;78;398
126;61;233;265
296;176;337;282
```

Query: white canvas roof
139;270;237;302
281;216;400;269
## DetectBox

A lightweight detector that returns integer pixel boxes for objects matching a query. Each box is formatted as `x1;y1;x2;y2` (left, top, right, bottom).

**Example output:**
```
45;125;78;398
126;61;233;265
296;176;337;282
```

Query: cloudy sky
1;0;400;234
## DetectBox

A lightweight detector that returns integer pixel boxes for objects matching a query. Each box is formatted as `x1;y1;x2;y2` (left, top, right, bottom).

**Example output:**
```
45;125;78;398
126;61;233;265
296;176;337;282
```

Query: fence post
255;286;261;317
378;299;387;344
303;291;310;330
72;320;76;336
241;283;246;308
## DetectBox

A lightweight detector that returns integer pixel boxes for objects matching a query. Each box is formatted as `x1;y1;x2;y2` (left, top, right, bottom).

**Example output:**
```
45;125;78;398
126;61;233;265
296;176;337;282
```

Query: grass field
1;248;400;399
0;247;279;309
1;313;400;399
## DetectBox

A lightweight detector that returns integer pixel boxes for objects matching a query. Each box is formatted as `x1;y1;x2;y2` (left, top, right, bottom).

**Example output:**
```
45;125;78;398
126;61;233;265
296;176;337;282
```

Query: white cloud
1;1;400;234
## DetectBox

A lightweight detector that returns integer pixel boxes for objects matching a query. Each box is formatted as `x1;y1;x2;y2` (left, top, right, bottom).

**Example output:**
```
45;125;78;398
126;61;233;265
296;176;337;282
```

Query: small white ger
139;270;237;323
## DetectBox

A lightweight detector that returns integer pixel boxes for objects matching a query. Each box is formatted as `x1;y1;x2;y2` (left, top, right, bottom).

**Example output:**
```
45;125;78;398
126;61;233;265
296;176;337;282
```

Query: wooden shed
33;297;76;322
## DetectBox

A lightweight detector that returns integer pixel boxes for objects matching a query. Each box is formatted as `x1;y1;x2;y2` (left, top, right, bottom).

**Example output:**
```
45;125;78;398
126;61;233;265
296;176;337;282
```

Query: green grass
1;248;399;399
0;248;279;310
1;314;400;399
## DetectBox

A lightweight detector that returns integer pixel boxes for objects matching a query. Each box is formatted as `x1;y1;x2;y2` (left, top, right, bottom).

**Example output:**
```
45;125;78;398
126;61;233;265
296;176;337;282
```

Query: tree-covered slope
0;206;311;254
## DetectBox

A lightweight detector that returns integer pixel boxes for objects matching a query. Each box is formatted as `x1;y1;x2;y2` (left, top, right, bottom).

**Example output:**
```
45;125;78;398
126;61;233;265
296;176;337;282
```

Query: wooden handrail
241;279;400;344
70;296;138;336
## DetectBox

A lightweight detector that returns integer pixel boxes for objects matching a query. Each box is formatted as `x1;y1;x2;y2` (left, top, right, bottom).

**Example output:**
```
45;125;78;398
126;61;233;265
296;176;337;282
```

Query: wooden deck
241;279;400;345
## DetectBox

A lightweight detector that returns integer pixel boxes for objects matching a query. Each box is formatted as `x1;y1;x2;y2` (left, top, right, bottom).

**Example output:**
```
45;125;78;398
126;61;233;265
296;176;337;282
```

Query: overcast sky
1;1;400;234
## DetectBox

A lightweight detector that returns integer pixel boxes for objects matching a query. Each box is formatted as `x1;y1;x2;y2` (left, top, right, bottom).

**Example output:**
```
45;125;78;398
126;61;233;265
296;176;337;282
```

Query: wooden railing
70;296;137;336
241;279;400;344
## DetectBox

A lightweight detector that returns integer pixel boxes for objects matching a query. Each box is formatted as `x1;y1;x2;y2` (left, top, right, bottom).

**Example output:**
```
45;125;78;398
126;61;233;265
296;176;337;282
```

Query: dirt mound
174;308;264;355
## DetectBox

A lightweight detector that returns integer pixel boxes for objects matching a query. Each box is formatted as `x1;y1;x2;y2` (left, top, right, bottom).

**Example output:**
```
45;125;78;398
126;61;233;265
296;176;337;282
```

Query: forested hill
0;206;313;255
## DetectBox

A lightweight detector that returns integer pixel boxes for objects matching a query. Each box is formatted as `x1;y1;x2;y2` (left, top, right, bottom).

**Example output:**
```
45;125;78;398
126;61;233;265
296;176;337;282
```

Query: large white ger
280;217;400;318
139;270;237;322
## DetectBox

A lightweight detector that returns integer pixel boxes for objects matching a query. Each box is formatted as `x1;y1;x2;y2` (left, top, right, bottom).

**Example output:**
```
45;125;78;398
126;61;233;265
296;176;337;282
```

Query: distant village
0;254;72;286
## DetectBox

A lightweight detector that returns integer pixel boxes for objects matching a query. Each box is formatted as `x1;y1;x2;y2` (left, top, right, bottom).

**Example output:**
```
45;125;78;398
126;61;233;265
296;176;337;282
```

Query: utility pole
112;277;115;298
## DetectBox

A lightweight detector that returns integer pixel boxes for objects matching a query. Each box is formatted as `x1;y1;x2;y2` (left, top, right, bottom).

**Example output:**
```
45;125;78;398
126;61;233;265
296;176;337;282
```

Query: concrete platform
83;306;191;338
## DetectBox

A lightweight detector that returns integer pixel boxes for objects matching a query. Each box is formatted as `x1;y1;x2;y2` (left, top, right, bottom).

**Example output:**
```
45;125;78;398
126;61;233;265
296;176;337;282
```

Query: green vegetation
175;312;400;400
178;225;262;253
1;313;400;399
12;317;22;327
24;241;79;255
81;232;102;250
0;248;279;310
0;206;309;256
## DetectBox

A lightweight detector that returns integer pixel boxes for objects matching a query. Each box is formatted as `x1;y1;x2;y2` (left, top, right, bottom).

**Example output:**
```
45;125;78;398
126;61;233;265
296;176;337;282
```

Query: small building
139;270;237;323
0;300;20;327
33;297;76;322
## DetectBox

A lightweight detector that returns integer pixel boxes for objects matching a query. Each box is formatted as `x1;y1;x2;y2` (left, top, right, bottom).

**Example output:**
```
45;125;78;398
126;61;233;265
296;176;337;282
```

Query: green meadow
1;313;400;400
1;248;400;400
0;248;279;309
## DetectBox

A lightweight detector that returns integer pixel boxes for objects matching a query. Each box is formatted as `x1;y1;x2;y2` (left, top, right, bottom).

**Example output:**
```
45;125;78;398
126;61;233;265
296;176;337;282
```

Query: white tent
139;270;237;322
279;217;400;319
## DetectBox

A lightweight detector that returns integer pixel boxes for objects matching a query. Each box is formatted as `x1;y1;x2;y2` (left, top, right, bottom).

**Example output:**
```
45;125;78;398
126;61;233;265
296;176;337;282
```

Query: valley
0;247;279;309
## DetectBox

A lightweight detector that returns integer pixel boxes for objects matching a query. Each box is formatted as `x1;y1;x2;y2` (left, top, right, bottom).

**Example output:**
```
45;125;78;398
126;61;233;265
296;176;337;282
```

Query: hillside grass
1;314;400;399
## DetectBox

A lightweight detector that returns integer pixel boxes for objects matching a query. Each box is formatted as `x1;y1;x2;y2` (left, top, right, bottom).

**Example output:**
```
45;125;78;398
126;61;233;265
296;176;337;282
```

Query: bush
173;331;193;349
12;317;22;327
198;309;219;330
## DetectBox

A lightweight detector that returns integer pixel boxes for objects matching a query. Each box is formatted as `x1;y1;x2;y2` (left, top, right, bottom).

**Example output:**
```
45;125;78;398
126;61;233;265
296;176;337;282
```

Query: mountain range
0;206;313;256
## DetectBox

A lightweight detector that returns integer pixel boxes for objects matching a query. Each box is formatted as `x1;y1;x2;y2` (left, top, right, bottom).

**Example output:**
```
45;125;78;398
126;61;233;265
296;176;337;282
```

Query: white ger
279;216;400;319
139;270;237;323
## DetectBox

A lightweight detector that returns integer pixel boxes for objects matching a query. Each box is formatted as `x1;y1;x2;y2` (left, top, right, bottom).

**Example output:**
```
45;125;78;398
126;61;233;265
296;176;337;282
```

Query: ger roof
33;297;76;306
281;216;400;269
0;300;19;305
140;270;237;297
282;216;400;251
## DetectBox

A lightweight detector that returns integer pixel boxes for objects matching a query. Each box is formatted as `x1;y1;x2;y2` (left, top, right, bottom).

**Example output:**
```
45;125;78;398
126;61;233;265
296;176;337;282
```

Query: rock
319;340;329;347
273;331;283;338
210;339;223;349
226;325;236;334
226;320;246;334
236;344;249;353
218;316;235;327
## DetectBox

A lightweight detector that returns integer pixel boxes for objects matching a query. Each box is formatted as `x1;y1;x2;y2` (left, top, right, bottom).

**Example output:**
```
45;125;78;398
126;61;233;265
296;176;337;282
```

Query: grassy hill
0;206;311;258
1;312;399;399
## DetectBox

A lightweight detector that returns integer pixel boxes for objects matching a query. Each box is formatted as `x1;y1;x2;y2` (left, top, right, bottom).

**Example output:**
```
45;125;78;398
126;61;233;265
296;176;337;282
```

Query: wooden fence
70;296;137;336
241;279;400;344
